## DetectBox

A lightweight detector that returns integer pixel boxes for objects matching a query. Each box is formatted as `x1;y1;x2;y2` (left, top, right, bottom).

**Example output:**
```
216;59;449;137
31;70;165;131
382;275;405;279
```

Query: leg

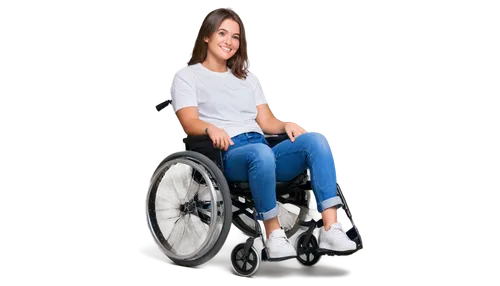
223;141;280;237
272;132;342;230
272;132;356;252
223;134;296;259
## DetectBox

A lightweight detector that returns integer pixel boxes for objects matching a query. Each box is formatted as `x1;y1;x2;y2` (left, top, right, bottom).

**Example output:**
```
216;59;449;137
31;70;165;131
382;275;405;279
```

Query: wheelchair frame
148;99;363;276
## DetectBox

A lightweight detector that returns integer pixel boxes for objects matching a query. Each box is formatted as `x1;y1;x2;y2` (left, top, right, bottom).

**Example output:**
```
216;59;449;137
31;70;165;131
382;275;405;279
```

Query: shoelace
272;235;291;247
332;227;345;233
328;225;347;238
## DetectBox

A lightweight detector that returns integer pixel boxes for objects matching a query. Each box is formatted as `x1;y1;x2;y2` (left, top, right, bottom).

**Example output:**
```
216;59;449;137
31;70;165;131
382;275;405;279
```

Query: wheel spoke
237;260;243;268
165;215;182;221
188;214;209;247
196;208;208;219
174;215;184;225
149;155;233;265
236;251;243;260
179;216;188;235
193;182;202;201
156;207;179;214
242;259;248;271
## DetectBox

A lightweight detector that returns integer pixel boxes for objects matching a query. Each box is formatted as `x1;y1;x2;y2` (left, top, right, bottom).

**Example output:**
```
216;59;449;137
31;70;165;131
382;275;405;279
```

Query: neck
202;57;228;72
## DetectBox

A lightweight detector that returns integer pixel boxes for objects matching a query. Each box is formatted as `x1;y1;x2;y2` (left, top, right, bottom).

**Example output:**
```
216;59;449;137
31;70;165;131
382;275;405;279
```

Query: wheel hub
179;200;197;215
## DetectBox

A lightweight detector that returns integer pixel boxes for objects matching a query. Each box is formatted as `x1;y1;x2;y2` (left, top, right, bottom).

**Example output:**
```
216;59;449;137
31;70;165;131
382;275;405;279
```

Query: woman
170;8;356;259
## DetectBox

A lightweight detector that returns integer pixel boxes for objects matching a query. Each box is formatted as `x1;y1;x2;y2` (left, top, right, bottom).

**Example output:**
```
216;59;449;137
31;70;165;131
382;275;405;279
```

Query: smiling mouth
220;46;232;53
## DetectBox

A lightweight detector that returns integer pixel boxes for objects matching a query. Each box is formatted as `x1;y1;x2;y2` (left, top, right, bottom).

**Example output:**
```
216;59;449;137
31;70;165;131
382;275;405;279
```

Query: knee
246;144;275;168
301;132;331;153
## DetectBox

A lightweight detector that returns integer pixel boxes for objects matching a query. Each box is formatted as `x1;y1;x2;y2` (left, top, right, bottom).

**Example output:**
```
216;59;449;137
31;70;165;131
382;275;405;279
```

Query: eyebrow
218;28;240;36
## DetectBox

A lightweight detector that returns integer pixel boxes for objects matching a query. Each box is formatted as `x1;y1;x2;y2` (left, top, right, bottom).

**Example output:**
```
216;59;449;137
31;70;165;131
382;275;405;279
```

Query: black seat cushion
262;133;290;148
183;133;291;172
183;133;307;195
229;171;308;196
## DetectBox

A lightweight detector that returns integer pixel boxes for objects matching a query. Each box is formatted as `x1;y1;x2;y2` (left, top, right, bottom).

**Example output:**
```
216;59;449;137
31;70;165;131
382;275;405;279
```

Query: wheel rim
147;158;226;261
232;245;258;275
297;234;320;265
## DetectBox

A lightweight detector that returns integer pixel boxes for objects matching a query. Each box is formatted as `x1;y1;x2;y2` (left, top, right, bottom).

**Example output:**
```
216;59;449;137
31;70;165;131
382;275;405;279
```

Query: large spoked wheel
230;243;260;277
146;151;232;267
296;233;321;266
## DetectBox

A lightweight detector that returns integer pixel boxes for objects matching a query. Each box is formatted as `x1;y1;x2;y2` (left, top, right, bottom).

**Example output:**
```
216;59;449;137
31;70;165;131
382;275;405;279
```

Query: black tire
230;243;260;277
146;150;232;267
296;233;321;266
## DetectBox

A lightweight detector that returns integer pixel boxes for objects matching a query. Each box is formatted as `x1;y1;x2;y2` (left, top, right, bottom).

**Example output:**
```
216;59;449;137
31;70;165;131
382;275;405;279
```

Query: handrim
146;152;231;264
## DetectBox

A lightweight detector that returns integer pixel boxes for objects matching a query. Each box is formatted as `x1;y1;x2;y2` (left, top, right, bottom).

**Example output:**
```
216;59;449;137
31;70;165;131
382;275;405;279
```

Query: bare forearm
183;118;215;136
261;117;287;135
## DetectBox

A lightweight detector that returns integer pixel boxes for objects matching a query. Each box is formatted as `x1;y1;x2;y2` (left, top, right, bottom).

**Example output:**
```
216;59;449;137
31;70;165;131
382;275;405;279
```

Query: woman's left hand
284;122;307;142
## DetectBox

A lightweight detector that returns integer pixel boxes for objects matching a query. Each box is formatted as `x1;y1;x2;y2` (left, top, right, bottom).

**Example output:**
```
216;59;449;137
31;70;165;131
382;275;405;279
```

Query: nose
224;35;232;46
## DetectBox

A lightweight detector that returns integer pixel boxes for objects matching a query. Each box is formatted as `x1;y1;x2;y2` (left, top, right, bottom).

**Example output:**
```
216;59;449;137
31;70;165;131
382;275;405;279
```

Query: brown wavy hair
187;8;249;80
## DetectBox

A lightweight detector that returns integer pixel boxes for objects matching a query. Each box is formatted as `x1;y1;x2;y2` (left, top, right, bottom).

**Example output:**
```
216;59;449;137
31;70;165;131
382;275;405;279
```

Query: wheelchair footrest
267;255;297;262
261;248;296;262
317;248;358;256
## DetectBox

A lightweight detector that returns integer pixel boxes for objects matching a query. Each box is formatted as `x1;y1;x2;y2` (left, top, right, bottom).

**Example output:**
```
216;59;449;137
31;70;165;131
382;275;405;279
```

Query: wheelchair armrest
183;135;213;148
264;133;290;148
183;135;224;171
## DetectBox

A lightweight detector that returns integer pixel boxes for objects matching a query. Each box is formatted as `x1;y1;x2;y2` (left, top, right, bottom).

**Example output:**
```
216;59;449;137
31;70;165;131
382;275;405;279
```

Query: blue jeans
222;131;343;220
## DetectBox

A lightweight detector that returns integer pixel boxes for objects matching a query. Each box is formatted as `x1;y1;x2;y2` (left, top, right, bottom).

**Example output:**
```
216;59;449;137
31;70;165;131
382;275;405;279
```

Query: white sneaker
265;229;297;260
319;222;357;253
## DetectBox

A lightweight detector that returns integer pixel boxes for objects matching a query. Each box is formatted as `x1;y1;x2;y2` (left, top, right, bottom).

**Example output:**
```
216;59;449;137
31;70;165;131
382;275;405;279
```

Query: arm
255;104;287;134
176;106;234;150
176;106;216;136
172;74;233;149
171;73;216;136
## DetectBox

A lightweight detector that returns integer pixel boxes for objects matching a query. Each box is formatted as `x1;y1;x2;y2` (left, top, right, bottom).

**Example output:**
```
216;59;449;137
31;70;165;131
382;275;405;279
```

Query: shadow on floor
139;241;352;280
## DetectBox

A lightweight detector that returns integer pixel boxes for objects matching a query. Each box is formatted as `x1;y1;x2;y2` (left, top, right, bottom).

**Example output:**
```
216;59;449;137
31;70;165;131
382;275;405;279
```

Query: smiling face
204;18;240;62
188;8;249;78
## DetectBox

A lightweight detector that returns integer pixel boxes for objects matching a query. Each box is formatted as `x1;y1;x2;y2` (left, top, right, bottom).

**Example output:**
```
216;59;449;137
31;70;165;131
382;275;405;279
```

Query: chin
219;51;235;59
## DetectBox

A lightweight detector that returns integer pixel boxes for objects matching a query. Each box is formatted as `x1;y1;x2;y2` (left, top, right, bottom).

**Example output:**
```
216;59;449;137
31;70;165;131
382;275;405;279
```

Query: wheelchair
146;100;363;276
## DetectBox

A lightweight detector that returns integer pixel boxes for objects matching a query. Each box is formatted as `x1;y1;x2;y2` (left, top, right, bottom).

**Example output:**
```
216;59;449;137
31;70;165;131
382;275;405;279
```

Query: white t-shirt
170;63;268;138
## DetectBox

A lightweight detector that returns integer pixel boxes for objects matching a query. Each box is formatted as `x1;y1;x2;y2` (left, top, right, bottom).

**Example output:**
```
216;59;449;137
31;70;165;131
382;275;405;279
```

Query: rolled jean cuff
256;204;279;221
318;196;344;212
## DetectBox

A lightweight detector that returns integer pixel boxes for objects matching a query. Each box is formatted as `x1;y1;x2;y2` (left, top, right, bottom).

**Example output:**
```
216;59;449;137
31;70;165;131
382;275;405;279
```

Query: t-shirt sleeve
250;73;268;106
170;73;197;112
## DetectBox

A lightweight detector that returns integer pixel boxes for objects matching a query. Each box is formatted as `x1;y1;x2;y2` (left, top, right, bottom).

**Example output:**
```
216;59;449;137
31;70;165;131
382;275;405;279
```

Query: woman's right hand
207;125;234;151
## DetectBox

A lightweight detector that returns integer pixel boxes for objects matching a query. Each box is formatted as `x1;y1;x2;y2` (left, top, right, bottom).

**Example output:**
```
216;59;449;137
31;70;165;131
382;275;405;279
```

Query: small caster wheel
230;243;260;277
296;233;321;266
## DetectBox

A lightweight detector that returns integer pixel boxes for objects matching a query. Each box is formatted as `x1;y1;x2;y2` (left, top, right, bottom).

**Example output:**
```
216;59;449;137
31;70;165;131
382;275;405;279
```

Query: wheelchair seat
181;134;288;171
182;133;307;195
